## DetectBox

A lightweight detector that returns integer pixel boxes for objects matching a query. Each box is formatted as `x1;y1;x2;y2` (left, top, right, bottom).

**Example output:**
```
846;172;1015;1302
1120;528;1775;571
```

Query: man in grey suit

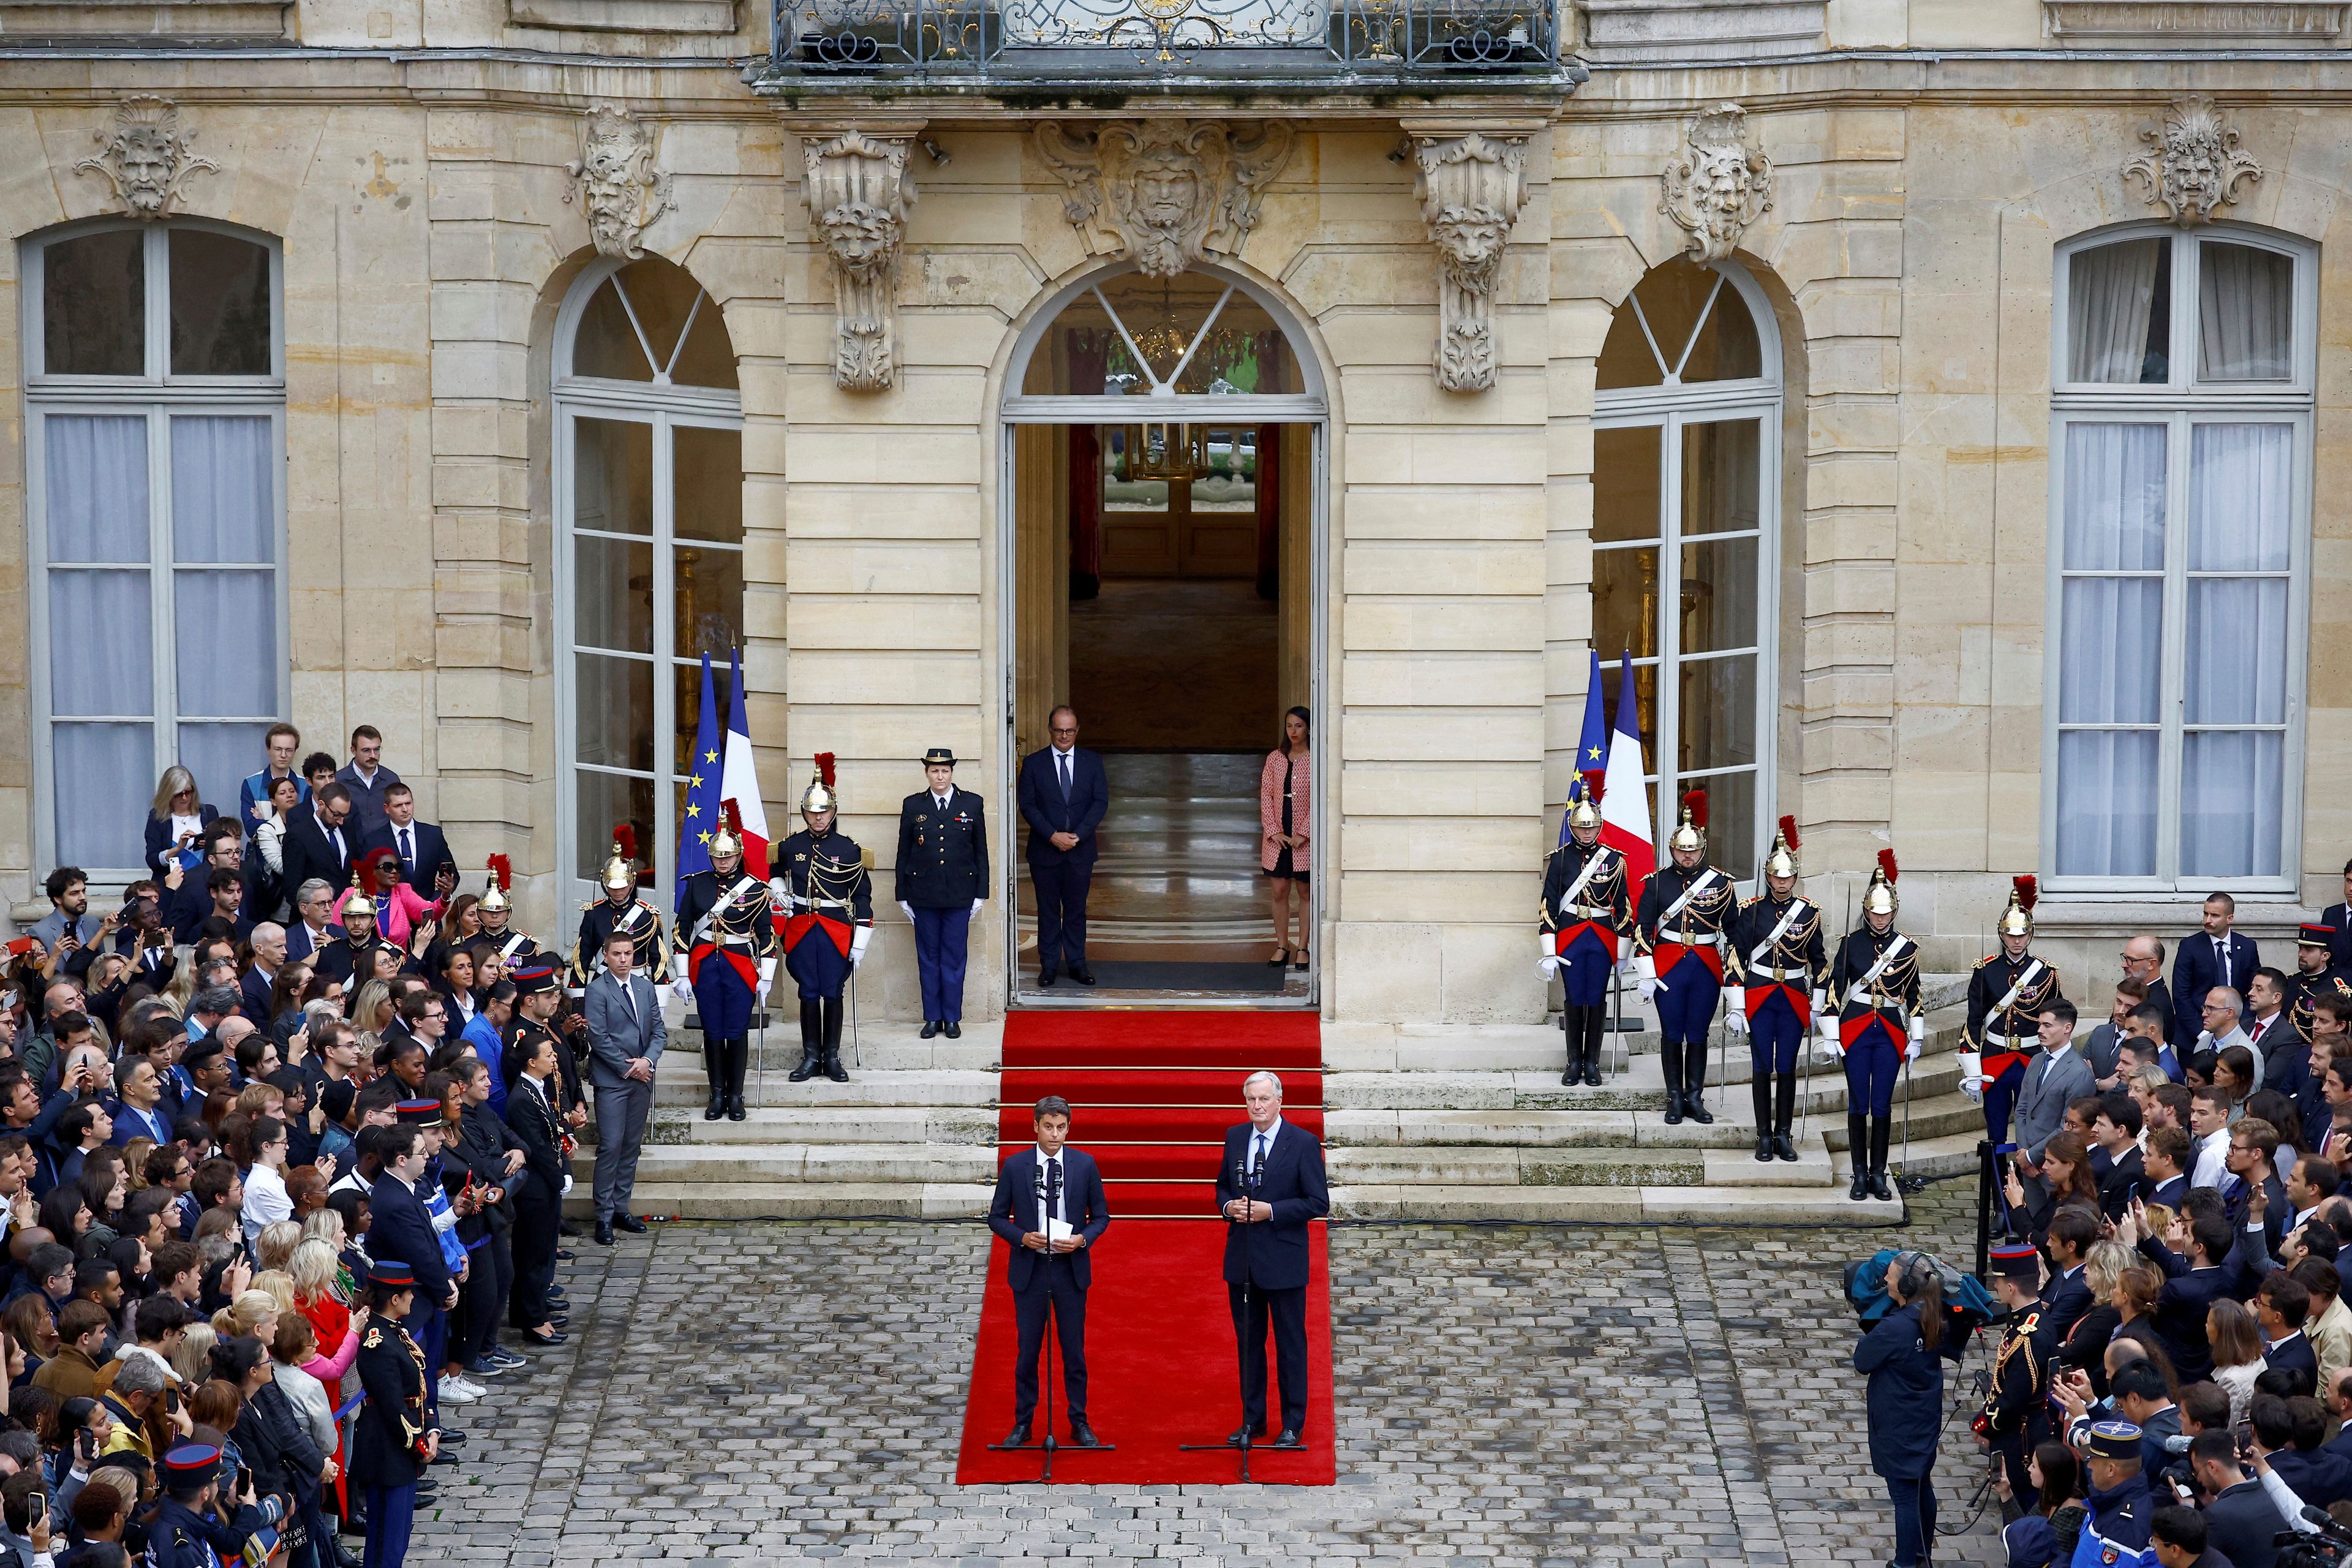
2012;998;2097;1209
583;930;665;1247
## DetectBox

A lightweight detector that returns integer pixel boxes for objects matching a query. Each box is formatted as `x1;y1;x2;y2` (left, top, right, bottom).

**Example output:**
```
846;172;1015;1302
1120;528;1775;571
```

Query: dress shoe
1270;1430;1304;1450
920;1020;940;1039
788;1049;821;1083
547;1313;570;1327
524;1327;567;1348
437;1428;468;1446
613;1213;647;1234
1663;1090;1684;1126
431;1450;460;1466
943;1020;961;1039
333;1539;366;1568
1772;1132;1799;1163
1038;968;1059;988
556;1248;575;1262
559;1219;583;1237
1068;1420;1099;1448
1003;1423;1031;1447
1226;1424;1267;1446
1071;966;1096;986
594;1220;615;1246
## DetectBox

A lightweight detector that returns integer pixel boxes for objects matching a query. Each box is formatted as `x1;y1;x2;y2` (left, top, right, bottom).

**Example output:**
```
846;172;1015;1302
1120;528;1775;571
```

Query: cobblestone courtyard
413;1183;2005;1566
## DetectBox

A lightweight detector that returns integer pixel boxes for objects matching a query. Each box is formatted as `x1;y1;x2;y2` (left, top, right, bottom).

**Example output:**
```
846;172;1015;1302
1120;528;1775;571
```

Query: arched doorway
552;255;743;907
1000;263;1327;1003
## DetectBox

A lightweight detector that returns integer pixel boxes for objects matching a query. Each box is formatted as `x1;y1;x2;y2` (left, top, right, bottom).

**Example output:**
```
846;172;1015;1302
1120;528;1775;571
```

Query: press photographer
1853;1250;1969;1568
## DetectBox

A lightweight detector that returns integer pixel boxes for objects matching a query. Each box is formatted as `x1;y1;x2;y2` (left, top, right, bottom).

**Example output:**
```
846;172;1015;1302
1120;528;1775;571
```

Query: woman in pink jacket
355;847;443;951
1258;706;1313;971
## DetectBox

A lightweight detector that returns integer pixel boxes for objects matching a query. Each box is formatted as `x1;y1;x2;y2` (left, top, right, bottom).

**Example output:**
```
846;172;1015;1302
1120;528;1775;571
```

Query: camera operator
2174;1428;2290;1568
1854;1250;1956;1568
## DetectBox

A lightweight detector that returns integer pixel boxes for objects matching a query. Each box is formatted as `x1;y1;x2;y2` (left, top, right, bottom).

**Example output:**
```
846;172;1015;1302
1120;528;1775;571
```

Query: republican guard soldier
1961;877;2064;1155
350;1258;438;1568
475;854;545;970
895;747;989;1040
771;755;874;1085
1976;1242;2052;1513
1726;816;1828;1164
1830;851;1924;1199
1539;786;1629;1088
313;865;402;987
674;806;777;1119
2287;922;2352;1044
567;826;673;993
1634;790;1735;1126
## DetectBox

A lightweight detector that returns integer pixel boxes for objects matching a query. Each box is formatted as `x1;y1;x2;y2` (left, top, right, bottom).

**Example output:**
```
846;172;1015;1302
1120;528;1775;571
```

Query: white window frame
2043;222;2316;895
1591;260;1782;884
21;219;290;884
551;255;743;910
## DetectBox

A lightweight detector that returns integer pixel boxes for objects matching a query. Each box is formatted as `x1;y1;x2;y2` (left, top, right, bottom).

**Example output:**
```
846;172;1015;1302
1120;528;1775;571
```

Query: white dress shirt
1034;1145;1067;1226
2192;1126;2233;1190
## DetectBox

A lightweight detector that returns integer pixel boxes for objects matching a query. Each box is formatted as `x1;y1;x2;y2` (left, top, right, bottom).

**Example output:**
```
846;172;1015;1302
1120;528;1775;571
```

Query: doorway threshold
1012;989;1319;1011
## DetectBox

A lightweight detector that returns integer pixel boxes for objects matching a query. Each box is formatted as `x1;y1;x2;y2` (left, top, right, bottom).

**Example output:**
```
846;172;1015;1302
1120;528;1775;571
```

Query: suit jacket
582;970;665;1090
2247;1012;2299;1091
895;787;990;908
987;1147;1110;1291
451;1102;523;1230
142;806;219;881
2176;931;2262;1046
505;1072;567;1202
366;1169;452;1308
2203;1478;2289;1568
2267;1329;2320;1393
2329;902;2352;974
2148;1173;2188;1210
2082;1022;2126;1084
2043;1265;2097;1345
2098;1145;2147;1219
286;918;335;965
2272;1446;2352;1510
2138;1232;2232;1382
239;965;276;1026
2014;1047;2097;1163
1215;1120;1330;1292
361;818;458;897
1017;747;1109;867
280;807;355;905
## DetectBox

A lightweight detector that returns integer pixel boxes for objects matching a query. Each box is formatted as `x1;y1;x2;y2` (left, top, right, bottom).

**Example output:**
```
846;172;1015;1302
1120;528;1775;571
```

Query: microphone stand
1181;1151;1262;1480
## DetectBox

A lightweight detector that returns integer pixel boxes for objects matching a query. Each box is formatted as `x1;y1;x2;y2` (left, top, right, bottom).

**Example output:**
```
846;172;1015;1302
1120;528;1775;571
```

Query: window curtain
2199;243;2293;382
2068;239;2162;384
170;415;273;562
170;415;277;720
2180;422;2293;876
2056;422;2166;876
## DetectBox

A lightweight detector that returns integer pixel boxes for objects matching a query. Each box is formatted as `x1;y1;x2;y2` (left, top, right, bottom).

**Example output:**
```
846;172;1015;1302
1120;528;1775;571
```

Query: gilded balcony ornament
803;128;918;391
565;108;675;262
1413;130;1526;393
2124;96;2262;228
75;97;218;221
1036;119;1295;279
1659;104;1771;264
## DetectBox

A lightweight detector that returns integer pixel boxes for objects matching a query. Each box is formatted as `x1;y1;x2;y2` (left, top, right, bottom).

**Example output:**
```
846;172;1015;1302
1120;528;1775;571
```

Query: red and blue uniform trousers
1979;1041;2030;1154
781;912;854;1001
1745;982;1811;1074
1550;922;1619;1005
1651;943;1724;1046
1840;1010;1905;1117
688;939;763;1036
909;904;970;1022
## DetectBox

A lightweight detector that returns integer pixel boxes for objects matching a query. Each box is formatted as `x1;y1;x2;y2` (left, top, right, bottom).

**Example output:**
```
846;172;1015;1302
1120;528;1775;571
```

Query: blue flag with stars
676;652;723;911
1564;648;1607;845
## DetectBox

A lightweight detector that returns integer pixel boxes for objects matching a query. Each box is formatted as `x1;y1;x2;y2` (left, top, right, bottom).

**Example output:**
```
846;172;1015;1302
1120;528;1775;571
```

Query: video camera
1843;1247;1994;1344
2275;1502;2352;1568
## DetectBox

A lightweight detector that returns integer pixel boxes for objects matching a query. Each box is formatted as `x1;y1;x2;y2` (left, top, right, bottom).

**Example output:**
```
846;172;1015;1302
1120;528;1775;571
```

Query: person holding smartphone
146;1439;282;1568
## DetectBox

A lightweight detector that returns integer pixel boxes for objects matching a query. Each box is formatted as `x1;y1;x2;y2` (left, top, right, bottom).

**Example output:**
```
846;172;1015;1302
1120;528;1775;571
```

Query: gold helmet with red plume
1998;875;2038;939
709;801;745;861
480;854;513;914
799;752;839;817
1564;778;1602;835
1667;789;1708;856
339;853;391;923
1863;848;1899;917
1762;815;1801;881
601;823;638;892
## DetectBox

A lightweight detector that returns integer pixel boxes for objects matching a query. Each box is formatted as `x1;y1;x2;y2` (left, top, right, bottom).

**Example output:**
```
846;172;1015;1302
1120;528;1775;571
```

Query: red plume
723;801;744;834
1877;847;1898;883
2013;874;2038;912
1777;813;1800;852
486;854;511;892
612;823;637;861
1682;789;1708;829
815;752;837;788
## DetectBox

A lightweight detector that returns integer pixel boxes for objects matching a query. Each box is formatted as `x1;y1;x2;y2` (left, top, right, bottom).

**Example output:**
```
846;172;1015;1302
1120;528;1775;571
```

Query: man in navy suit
361;783;459;899
2130;1202;2237;1382
1215;1071;1329;1449
2174;892;2261;1050
368;1121;458;1404
2324;859;2352;973
1017;706;1108;988
986;1096;1110;1449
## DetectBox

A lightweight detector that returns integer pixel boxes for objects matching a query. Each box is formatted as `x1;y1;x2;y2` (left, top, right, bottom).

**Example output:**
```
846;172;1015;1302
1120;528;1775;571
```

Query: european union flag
674;652;723;911
1564;647;1607;846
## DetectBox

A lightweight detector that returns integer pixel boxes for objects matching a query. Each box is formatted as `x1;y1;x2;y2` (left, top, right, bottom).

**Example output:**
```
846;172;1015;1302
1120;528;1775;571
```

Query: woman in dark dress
1258;706;1313;971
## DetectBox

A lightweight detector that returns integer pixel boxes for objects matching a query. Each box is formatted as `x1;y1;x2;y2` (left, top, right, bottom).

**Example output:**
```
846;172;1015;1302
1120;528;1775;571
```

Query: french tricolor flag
721;646;770;881
1599;650;1654;912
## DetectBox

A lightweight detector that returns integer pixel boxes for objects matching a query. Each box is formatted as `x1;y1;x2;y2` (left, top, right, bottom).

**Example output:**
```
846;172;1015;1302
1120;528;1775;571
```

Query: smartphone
23;1491;40;1525
2;938;32;958
2234;1419;2254;1457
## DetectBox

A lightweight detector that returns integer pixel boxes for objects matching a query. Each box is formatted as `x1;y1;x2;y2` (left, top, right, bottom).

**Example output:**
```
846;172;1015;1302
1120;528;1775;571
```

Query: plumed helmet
1863;848;1899;917
479;854;513;914
601;824;637;892
337;861;381;922
1565;780;1602;834
709;801;744;861
1997;875;2038;939
800;752;839;817
1667;790;1707;855
1762;815;1800;880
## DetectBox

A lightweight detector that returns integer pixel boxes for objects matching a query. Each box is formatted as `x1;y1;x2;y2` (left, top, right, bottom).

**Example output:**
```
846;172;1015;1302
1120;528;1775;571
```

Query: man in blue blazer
2174;893;2261;1049
360;783;461;899
1017;706;1109;987
1215;1071;1329;1449
986;1096;1110;1448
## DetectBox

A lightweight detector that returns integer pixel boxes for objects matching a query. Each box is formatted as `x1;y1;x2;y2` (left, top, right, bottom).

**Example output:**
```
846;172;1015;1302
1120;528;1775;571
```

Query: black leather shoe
556;1249;575;1262
1754;1134;1773;1162
943;1021;961;1039
823;1053;850;1084
546;1314;570;1329
525;1327;567;1347
703;1089;723;1121
1071;966;1096;986
726;1095;746;1122
1684;1095;1713;1125
1003;1424;1031;1447
1849;1166;1870;1201
1561;1064;1577;1087
594;1221;615;1246
1663;1091;1684;1126
437;1429;468;1446
1270;1429;1304;1450
920;1020;940;1039
1772;1133;1798;1163
1581;1063;1602;1087
1038;968;1059;988
1068;1420;1098;1448
613;1213;647;1234
1226;1425;1267;1446
788;1050;821;1084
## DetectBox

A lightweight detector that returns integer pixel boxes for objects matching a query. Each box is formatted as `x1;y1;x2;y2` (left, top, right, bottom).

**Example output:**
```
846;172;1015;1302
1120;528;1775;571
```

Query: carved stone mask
117;124;176;216
818;203;903;279
1431;206;1509;281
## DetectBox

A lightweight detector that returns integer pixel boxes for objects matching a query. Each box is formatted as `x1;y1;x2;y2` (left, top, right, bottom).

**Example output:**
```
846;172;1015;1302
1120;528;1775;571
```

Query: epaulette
363;1325;385;1349
1975;952;2001;969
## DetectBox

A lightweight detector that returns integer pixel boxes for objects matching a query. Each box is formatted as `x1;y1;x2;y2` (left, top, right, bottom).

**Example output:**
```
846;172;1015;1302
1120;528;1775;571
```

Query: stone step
656;1038;997;1073
1327;1144;1703;1188
1326;1183;1905;1224
569;1141;996;1185
644;1106;998;1146
1322;1054;1967;1113
564;1182;993;1221
646;1068;999;1110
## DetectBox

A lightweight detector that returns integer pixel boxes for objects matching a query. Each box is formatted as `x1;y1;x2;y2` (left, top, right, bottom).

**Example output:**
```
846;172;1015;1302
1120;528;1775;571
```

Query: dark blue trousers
1985;1060;2026;1153
419;1307;444;1421
1845;1027;1901;1117
1029;860;1092;971
1012;1264;1088;1426
1748;990;1804;1074
1654;954;1722;1046
1555;927;1616;1006
364;1482;415;1568
912;904;971;1022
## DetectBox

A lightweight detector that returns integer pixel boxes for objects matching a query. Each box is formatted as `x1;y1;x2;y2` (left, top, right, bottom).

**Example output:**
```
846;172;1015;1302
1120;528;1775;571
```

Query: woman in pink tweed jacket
1258;706;1313;970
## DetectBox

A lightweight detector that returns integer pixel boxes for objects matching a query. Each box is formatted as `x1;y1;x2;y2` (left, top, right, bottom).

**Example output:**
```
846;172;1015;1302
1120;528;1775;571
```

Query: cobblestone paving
413;1183;2007;1566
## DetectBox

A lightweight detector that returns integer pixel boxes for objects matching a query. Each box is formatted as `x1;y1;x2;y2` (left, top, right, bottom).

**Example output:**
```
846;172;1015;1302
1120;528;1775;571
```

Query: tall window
1591;257;1780;880
2048;226;2312;888
556;256;742;903
24;222;285;878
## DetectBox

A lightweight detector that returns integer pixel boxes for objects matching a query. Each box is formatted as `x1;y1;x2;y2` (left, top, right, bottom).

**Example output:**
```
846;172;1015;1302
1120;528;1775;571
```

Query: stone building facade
1;0;2342;1022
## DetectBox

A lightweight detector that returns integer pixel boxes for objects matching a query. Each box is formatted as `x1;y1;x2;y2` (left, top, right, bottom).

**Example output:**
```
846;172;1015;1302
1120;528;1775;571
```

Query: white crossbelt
1993;959;2046;1015
1747;900;1808;967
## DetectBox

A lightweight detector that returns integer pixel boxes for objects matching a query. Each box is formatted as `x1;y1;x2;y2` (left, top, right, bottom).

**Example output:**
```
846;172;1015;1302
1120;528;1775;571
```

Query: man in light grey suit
584;930;665;1247
2011;999;2097;1209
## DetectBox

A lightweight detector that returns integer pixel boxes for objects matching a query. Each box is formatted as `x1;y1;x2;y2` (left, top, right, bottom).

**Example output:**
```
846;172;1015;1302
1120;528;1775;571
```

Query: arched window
23;221;285;878
2046;225;2313;889
1591;257;1781;879
555;256;742;902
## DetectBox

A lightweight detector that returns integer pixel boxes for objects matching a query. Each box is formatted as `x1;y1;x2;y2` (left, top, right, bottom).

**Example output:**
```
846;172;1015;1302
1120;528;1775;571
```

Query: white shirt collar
935;792;952;810
1249;1117;1284;1148
1054;745;1074;760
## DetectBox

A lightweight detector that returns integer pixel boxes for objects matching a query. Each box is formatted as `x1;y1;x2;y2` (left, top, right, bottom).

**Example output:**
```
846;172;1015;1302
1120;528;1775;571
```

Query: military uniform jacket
1831;924;1924;1045
475;921;544;970
1634;861;1736;981
350;1315;434;1490
1981;1299;2052;1438
149;1494;273;1568
895;787;989;908
1966;950;2065;1077
1539;840;1629;956
566;894;674;990
312;933;401;987
508;1014;585;1120
2289;966;2352;1044
1728;894;1828;1019
676;868;783;960
771;830;875;939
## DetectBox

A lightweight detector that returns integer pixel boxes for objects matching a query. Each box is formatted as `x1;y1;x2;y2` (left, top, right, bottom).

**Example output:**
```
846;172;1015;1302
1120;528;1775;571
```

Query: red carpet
955;1011;1335;1485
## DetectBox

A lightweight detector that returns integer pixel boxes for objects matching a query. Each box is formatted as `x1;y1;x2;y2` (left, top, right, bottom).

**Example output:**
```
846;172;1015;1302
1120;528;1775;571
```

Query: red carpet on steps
954;1010;1335;1485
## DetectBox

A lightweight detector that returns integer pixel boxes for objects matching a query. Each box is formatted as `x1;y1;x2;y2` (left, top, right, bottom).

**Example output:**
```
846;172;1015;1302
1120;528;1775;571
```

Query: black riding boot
788;1002;823;1083
703;1037;725;1120
1681;1039;1713;1124
1561;1006;1586;1087
1773;1071;1799;1162
1868;1117;1895;1200
1580;1005;1605;1087
821;997;850;1082
1751;1076;1774;1161
1847;1114;1871;1200
1661;1038;1685;1125
725;1036;750;1120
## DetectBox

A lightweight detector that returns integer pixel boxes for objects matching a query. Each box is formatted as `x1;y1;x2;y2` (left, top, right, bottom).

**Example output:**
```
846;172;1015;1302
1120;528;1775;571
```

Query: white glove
1634;954;1657;1005
758;958;777;993
1537;956;1562;979
1957;1049;1984;1102
969;898;984;921
1637;977;1657;1005
560;1174;573;1196
670;977;695;1005
1818;1011;1838;1042
897;901;914;924
849;925;870;968
1906;1016;1924;1061
1722;988;1748;1036
1811;990;1829;1020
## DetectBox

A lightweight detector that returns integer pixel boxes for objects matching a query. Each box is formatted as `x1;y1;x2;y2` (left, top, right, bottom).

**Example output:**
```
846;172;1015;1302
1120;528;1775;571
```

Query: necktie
621;978;636;1023
399;828;413;867
1058;752;1072;801
1252;1133;1268;1179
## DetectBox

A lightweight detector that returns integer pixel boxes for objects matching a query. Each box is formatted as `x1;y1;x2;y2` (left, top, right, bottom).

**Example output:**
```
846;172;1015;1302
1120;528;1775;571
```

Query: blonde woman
211;1287;282;1348
349;978;393;1040
1257;706;1313;970
171;1321;216;1389
254;1221;304;1276
145;764;216;881
249;1270;298;1317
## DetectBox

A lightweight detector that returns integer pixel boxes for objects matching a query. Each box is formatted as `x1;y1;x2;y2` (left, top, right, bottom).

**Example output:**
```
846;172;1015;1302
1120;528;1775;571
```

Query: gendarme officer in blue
150;1441;284;1568
896;747;989;1041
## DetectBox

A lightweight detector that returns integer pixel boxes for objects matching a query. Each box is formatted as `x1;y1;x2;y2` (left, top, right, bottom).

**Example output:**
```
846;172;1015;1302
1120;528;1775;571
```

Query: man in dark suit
582;932;665;1246
501;964;570;1347
337;724;403;843
2092;1097;2147;1220
239;922;285;1026
897;747;989;1039
280;783;356;905
1017;706;1107;988
2260;1273;2320;1395
986;1095;1109;1449
2131;1204;2237;1382
2174;894;2261;1050
1215;1071;1329;1449
2043;1209;2101;1344
2190;1428;2291;1567
367;1122;458;1399
2123;933;2175;1045
361;783;459;899
2324;859;2352;973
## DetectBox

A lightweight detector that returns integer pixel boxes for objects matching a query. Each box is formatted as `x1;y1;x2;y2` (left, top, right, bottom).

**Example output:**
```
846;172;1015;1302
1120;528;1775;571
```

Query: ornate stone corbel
803;128;918;392
1660;104;1772;263
564;108;673;261
1035;119;1295;279
75;96;217;220
1411;132;1528;394
2125;96;2263;227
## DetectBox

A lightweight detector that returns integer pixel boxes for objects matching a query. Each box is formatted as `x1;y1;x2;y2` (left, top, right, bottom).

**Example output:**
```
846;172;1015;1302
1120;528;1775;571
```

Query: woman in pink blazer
1258;706;1313;970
